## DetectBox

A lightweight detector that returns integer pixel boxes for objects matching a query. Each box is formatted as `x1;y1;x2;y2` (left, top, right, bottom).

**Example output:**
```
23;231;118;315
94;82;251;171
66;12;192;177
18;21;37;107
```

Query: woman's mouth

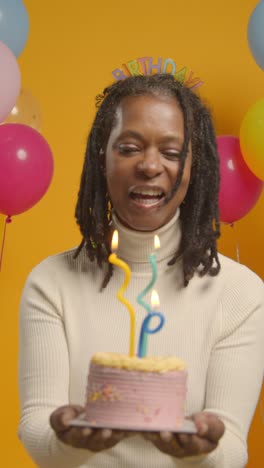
129;187;165;207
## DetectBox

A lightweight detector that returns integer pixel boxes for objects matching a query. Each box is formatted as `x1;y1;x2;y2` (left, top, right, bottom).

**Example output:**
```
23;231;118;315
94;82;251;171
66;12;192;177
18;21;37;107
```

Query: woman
18;74;264;467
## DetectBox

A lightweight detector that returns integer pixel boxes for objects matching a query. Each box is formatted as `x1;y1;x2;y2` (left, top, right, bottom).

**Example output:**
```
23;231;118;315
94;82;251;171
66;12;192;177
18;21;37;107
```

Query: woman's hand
50;405;132;452
143;412;225;458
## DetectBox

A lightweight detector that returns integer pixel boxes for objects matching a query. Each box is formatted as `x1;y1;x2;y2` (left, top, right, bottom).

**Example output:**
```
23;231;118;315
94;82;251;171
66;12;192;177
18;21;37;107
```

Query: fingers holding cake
143;431;186;458
50;404;84;435
143;431;216;458
89;428;133;451
62;428;128;452
192;412;225;444
50;404;93;448
50;405;132;451
142;412;225;458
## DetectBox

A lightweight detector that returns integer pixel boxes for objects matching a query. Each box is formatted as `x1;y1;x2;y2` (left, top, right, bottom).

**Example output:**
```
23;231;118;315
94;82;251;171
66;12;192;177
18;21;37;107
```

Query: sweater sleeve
18;260;94;468
173;269;264;468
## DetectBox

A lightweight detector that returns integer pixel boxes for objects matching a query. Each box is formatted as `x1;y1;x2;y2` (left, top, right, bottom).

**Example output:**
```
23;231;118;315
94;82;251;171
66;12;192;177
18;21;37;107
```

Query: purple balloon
0;123;54;216
217;135;263;223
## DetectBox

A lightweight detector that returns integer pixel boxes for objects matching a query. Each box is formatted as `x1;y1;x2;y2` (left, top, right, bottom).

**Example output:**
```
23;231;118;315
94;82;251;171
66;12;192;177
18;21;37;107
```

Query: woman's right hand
50;405;131;452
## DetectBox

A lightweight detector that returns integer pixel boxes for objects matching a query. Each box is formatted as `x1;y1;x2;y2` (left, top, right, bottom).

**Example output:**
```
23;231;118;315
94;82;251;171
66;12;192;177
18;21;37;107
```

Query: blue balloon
248;1;264;70
0;0;29;57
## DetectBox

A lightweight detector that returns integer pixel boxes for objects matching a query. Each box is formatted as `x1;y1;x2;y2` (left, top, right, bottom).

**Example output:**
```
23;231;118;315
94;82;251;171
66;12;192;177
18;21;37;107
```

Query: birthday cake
84;352;187;430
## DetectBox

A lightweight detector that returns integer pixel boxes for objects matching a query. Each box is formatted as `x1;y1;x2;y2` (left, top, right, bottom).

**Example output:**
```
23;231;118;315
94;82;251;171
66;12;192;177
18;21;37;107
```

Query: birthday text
112;56;203;90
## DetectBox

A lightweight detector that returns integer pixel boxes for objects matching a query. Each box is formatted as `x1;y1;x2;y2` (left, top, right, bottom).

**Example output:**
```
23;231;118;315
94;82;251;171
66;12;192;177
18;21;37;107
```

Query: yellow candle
109;230;136;357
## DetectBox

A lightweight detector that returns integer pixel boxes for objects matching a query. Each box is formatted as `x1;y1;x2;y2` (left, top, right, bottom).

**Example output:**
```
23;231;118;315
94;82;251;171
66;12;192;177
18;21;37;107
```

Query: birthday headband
111;56;203;90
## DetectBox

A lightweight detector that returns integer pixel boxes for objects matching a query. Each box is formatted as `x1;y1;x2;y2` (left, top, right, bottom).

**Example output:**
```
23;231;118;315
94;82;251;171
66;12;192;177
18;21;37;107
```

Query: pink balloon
0;124;54;216
217;136;263;223
0;41;21;123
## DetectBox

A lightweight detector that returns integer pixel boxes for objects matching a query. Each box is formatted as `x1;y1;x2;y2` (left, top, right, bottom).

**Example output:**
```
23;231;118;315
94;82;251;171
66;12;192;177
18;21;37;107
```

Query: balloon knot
6;216;12;224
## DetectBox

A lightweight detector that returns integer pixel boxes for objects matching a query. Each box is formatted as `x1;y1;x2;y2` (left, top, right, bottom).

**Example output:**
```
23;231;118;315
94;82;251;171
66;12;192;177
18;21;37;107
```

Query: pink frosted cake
84;352;187;430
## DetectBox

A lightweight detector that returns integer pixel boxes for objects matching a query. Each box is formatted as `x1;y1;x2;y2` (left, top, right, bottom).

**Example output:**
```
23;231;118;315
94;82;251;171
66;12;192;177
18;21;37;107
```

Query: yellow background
0;0;263;465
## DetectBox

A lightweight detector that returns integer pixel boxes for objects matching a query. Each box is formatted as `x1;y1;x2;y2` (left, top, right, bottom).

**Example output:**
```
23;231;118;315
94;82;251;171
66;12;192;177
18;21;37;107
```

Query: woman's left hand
143;412;225;458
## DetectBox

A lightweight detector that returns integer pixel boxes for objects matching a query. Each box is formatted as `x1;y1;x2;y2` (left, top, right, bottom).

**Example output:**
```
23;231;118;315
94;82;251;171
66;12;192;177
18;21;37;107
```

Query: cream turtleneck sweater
18;211;264;468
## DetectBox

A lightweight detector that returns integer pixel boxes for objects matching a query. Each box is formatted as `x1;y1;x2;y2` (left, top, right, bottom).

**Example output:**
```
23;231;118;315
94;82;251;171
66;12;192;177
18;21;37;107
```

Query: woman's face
105;94;192;232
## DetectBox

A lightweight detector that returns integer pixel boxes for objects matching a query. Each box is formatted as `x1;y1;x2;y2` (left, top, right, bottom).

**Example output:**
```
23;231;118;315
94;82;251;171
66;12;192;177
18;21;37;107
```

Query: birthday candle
108;230;136;357
136;235;160;353
137;235;160;314
138;289;165;358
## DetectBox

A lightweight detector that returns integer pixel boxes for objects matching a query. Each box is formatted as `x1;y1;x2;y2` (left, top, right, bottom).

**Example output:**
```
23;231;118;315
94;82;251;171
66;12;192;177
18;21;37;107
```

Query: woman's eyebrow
115;130;144;142
115;131;183;144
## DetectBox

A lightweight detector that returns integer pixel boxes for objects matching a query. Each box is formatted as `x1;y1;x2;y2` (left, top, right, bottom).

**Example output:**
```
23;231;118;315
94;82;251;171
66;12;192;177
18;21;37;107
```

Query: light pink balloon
0;40;21;123
0;124;54;216
217;135;263;223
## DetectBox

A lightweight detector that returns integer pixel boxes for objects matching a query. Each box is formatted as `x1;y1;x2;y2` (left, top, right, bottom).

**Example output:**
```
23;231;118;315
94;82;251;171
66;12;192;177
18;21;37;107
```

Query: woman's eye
162;150;181;160
118;145;140;154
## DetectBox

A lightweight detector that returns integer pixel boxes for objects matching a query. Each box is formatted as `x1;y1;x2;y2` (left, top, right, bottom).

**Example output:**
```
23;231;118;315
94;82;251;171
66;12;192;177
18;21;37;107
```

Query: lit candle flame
151;289;160;309
154;235;160;250
111;229;118;251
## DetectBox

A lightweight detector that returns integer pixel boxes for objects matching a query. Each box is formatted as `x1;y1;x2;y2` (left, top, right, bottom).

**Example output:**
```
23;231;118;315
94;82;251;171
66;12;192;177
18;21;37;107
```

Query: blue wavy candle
138;289;165;357
136;235;160;356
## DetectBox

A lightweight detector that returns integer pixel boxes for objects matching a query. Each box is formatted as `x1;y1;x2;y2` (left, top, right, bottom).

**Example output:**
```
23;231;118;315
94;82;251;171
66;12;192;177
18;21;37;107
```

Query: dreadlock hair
74;73;221;289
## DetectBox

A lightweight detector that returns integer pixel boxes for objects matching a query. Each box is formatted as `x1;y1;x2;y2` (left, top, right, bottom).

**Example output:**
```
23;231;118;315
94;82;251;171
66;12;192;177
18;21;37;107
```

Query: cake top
91;352;186;372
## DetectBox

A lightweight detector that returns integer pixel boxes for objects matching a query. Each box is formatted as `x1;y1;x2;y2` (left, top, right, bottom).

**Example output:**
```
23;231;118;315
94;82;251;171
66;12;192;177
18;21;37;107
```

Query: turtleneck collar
112;209;182;273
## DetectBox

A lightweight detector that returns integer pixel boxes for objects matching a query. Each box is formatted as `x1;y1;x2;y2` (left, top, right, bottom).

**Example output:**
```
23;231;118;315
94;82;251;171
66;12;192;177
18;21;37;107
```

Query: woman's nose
136;149;163;178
